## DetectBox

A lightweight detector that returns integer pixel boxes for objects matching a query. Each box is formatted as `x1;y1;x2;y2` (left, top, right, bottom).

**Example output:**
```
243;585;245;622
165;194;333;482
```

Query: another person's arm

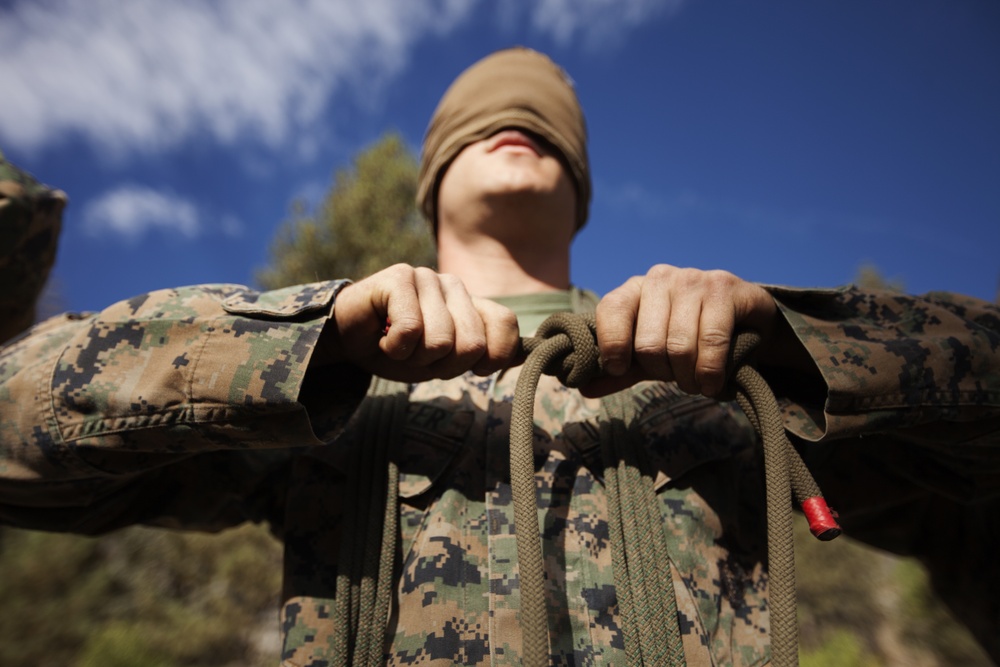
0;152;67;343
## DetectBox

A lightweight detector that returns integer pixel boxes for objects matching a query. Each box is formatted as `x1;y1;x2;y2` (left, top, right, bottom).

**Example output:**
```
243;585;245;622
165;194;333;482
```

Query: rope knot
522;312;603;388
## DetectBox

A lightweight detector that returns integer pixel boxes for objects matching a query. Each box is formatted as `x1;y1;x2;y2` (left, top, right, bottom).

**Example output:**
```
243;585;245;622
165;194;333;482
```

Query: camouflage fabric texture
0;280;362;532
1;281;999;664
0;151;67;343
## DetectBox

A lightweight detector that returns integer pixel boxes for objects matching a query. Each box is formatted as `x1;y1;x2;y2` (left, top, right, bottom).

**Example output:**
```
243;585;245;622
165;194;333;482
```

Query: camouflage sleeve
765;285;1000;444
764;284;1000;506
0;280;369;533
0;151;67;343
764;286;1000;655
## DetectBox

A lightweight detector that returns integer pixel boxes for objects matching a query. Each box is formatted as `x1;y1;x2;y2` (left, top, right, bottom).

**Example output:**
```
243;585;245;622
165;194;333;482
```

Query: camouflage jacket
0;151;66;344
1;281;998;665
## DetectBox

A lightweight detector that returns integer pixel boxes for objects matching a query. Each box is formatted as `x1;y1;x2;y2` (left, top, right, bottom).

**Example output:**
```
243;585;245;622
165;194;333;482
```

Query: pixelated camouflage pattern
769;286;1000;447
281;371;770;666
0;151;67;343
767;285;1000;659
1;282;999;663
0;280;364;533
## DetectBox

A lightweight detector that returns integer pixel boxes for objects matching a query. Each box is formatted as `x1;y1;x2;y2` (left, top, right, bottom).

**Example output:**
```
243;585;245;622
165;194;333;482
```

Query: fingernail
604;358;626;376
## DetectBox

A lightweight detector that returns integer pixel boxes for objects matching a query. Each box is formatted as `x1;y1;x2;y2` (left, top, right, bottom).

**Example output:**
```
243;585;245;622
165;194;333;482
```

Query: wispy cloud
529;0;686;48
0;0;686;157
82;185;244;241
0;0;472;157
600;181;884;240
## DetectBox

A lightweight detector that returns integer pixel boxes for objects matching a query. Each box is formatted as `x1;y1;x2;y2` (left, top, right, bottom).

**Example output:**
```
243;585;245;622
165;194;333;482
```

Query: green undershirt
489;291;575;336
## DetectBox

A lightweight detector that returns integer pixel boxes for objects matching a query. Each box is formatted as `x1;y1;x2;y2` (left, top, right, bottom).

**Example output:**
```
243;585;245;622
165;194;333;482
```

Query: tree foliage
0;524;282;667
257;132;435;289
794;514;992;666
854;262;906;293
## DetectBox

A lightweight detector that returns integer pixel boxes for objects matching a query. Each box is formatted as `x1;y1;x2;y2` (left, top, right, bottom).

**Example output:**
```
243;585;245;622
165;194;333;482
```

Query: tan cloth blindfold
417;47;591;229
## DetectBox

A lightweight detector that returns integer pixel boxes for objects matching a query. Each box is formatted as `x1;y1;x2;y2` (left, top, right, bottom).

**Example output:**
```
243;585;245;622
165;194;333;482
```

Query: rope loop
515;316;839;667
522;311;603;387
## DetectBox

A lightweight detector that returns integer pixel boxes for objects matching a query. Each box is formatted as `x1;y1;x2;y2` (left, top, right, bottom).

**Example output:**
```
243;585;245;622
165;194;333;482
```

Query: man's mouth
488;130;542;156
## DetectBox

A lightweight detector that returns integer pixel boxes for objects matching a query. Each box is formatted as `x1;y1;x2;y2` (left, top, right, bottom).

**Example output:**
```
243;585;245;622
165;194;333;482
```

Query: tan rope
599;390;685;666
514;313;686;666
332;378;408;667
728;332;840;667
510;318;840;667
511;314;601;665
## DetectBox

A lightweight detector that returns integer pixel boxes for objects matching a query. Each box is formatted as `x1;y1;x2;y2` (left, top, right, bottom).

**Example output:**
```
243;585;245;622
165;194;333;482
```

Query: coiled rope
331;377;408;667
333;312;839;667
511;314;840;667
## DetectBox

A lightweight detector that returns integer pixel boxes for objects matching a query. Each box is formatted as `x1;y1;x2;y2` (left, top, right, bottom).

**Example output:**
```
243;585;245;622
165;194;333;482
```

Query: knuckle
483;302;519;333
600;333;632;356
705;270;739;294
625;274;646;287
697;354;727;376
422;333;455;355
602;276;643;303
457;332;487;359
696;369;725;391
390;315;422;339
700;328;731;350
646;264;674;280
705;268;735;282
632;336;664;359
385;262;414;279
598;290;629;311
438;272;462;286
676;267;704;287
665;337;696;359
498;308;519;331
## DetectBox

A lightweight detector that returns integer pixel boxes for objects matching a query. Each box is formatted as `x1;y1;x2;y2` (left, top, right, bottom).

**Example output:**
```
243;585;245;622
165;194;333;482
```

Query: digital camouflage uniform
0;150;66;344
1;280;998;665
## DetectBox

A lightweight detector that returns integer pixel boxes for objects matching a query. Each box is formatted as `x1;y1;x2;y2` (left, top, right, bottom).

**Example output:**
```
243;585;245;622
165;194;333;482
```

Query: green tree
0;524;282;667
854;262;905;293
795;512;992;666
258;131;435;289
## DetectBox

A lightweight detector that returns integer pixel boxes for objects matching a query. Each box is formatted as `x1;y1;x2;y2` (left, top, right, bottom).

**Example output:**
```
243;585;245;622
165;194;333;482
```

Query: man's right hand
322;264;521;382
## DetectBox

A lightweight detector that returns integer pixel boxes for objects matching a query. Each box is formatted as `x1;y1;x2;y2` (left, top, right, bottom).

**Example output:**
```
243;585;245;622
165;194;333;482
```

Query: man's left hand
586;264;779;397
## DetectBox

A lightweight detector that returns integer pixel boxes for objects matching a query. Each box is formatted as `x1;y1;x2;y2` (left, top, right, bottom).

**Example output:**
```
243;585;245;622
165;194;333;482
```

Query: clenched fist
323;264;521;383
588;265;780;397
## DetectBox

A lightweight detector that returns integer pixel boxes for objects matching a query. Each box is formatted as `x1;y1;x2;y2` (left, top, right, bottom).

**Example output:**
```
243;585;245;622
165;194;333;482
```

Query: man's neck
436;230;570;297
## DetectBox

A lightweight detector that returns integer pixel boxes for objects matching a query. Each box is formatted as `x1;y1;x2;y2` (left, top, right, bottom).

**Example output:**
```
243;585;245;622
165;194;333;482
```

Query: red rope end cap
802;496;842;541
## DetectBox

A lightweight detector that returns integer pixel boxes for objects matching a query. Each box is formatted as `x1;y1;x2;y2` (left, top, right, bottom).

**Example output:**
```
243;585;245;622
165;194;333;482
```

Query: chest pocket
395;402;475;499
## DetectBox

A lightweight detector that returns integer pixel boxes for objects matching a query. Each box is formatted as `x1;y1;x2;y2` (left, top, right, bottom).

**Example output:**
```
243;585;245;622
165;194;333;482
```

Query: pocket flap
396;407;475;499
222;281;346;318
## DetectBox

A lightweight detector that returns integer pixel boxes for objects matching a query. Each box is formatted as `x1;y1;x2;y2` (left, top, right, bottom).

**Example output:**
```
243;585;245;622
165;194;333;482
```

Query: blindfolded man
2;48;998;666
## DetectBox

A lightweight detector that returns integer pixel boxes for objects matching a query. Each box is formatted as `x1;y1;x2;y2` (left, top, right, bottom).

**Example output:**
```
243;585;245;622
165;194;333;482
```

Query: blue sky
2;0;998;313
